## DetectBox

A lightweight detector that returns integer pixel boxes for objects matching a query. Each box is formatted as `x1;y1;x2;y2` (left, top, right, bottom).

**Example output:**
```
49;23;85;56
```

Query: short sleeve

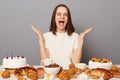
73;38;78;49
72;33;79;49
43;33;49;48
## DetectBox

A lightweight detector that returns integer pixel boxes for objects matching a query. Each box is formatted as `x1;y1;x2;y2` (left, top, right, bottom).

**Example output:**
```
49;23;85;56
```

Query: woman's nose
60;14;64;19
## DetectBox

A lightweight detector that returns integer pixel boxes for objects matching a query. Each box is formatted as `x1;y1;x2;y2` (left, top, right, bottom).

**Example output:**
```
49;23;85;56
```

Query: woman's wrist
78;40;83;45
39;41;45;46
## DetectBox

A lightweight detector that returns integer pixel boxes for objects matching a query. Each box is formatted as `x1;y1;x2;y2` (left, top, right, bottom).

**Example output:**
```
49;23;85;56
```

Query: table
0;65;120;80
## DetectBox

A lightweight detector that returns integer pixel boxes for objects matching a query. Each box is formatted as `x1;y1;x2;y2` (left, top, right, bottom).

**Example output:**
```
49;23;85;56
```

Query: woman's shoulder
71;32;79;37
43;32;53;37
43;32;51;35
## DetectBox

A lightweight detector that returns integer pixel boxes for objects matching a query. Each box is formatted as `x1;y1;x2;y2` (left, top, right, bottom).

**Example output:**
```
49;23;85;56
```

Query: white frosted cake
2;56;27;69
88;58;112;70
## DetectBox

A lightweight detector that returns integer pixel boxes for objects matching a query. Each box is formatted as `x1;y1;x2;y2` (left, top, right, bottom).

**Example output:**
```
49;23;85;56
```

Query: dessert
1;70;10;78
57;64;78;80
88;58;112;70
44;63;60;80
86;68;113;80
91;57;100;62
37;67;44;78
14;66;38;80
2;56;27;69
110;65;120;78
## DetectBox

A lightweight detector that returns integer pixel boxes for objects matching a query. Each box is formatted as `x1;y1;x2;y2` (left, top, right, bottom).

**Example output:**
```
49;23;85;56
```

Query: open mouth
59;21;64;26
59;21;64;23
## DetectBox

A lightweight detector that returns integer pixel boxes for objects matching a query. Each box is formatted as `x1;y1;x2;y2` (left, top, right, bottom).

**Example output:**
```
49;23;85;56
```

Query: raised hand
79;27;93;43
31;25;44;44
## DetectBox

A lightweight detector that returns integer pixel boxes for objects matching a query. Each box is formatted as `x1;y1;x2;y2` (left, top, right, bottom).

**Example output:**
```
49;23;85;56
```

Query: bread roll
1;70;10;78
37;67;44;78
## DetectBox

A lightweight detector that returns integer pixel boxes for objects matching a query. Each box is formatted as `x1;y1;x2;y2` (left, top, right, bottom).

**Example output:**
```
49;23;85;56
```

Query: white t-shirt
43;32;79;69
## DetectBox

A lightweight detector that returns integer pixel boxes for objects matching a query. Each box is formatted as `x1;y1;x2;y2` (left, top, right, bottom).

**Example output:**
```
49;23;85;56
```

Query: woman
31;4;92;69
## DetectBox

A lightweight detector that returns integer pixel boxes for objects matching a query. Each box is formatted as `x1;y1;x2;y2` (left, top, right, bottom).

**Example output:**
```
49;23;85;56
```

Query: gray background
0;0;120;65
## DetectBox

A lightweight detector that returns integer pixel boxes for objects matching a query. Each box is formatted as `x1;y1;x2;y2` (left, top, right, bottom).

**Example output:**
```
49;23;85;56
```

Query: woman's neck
57;29;66;33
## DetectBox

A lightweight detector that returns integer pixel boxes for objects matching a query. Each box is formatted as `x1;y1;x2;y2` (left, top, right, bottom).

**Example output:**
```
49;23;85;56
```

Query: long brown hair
49;4;75;36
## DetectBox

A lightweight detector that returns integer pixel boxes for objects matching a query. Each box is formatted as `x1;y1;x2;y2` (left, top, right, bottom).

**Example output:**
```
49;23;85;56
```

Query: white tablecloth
0;65;120;80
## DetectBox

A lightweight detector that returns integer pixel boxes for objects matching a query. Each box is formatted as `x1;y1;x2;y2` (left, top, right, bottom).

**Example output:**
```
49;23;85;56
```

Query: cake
88;58;112;70
2;56;27;69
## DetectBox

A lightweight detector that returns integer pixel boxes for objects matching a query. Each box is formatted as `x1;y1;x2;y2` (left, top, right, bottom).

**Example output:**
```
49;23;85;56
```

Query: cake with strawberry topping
2;56;27;69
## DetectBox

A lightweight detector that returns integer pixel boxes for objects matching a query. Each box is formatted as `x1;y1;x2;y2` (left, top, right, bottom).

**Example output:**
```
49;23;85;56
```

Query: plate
2;64;29;69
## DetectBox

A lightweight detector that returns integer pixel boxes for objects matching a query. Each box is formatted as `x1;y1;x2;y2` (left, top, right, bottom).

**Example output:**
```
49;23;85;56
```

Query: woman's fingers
83;27;93;35
79;27;93;40
31;25;44;43
31;25;40;34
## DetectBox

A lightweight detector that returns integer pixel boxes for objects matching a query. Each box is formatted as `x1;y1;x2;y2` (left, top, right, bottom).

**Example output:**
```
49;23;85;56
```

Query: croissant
17;77;26;80
75;67;83;74
57;64;78;80
57;72;70;80
86;68;113;80
36;67;44;78
14;66;38;80
27;71;38;80
110;65;118;71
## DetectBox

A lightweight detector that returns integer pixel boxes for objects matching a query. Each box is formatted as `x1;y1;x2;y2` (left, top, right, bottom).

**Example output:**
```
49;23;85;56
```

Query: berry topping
6;57;9;59
17;56;19;59
11;56;13;59
21;56;24;58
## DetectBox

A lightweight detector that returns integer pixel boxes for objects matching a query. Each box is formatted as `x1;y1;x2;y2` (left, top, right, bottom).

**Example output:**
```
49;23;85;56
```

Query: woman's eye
64;13;68;17
56;13;61;16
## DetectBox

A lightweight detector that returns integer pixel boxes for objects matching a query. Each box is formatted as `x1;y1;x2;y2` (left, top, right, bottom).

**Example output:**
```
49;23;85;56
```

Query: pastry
109;65;120;78
27;71;38;80
101;58;111;63
86;68;113;80
91;57;100;62
57;72;70;80
37;67;44;78
0;70;4;75
14;66;38;80
1;70;10;78
5;69;16;74
18;77;26;80
57;64;78;80
75;67;82;74
88;58;112;70
110;65;118;71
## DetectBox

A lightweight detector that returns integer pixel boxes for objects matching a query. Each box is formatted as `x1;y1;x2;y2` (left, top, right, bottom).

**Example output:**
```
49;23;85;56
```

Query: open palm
31;25;44;43
79;27;93;41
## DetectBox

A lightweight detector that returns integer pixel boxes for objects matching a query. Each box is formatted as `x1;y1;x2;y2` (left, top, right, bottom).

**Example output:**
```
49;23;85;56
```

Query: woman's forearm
39;41;48;60
72;27;92;64
72;41;83;64
76;42;83;62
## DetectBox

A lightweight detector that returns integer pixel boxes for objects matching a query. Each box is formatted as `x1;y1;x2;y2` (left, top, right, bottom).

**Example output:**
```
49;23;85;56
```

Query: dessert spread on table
2;56;27;69
0;57;120;80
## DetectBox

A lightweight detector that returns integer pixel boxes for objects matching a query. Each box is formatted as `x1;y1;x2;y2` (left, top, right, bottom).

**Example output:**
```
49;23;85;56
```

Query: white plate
2;64;29;69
